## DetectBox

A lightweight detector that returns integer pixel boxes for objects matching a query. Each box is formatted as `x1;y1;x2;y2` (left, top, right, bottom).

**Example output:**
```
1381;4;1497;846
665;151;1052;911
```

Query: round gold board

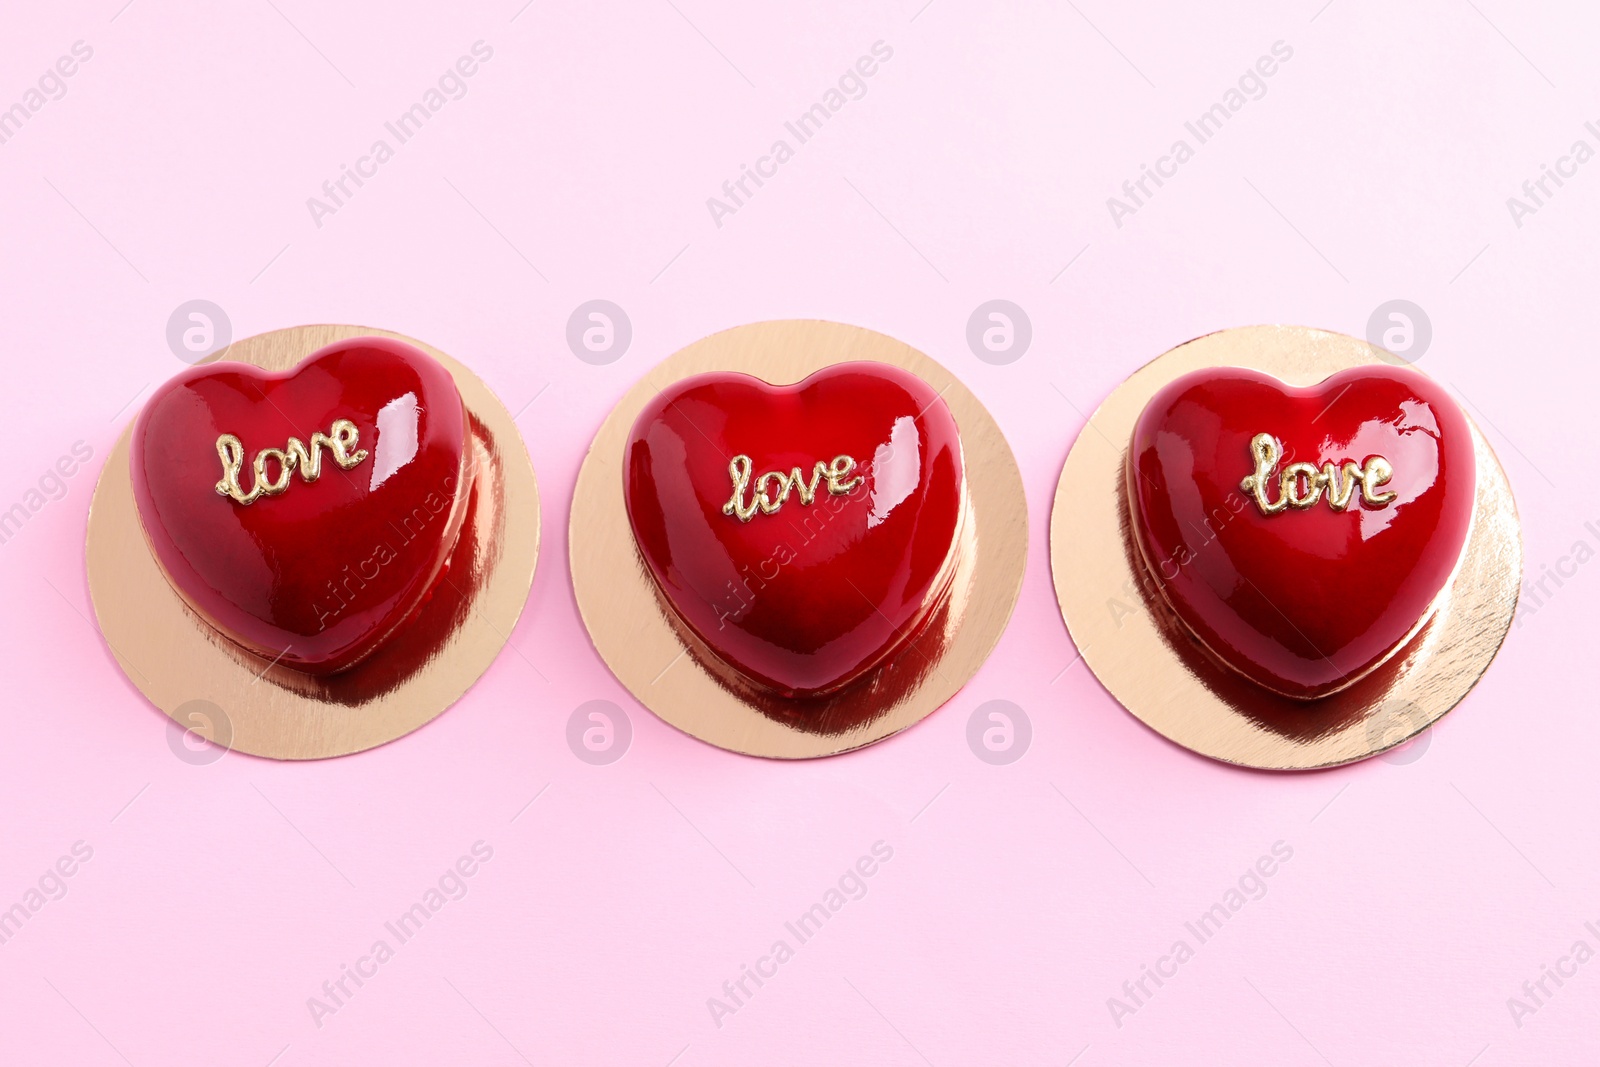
87;325;540;760
1050;324;1521;771
570;320;1027;758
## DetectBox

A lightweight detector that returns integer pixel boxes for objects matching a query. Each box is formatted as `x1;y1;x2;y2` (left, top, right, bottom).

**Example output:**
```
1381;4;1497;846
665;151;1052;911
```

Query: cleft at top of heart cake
131;336;471;675
1126;364;1475;700
624;361;967;698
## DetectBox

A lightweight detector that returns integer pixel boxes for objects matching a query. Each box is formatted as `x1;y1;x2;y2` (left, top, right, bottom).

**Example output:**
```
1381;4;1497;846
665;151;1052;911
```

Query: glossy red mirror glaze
624;362;965;697
1127;365;1475;699
131;337;469;674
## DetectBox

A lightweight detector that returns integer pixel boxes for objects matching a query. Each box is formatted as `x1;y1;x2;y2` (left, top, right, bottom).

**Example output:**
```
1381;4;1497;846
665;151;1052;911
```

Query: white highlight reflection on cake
368;392;420;490
867;416;920;529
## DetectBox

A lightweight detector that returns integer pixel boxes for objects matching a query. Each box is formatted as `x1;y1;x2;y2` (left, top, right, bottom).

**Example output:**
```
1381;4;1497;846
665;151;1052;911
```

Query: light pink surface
1;1;1595;1063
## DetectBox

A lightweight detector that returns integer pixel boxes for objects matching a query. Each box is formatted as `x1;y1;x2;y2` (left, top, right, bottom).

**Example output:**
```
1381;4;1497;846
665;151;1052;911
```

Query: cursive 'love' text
722;453;863;523
214;419;369;506
1239;433;1397;516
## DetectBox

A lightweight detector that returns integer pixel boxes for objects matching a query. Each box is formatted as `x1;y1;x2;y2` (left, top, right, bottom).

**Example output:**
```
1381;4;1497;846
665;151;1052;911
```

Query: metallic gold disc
1051;324;1521;770
86;325;540;760
570;320;1027;758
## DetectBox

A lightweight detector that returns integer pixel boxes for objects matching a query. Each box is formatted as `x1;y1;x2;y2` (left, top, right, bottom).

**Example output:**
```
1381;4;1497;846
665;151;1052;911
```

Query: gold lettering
214;418;369;505
722;453;864;523
1361;456;1397;506
1281;462;1323;509
1319;460;1363;510
1239;432;1397;517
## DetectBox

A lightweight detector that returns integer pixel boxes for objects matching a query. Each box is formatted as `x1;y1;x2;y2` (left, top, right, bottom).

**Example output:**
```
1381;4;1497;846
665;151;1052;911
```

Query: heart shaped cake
624;362;966;697
131;336;470;674
1126;365;1475;699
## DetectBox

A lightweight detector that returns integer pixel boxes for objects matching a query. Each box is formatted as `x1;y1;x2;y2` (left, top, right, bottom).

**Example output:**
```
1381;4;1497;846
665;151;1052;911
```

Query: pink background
2;1;1596;1063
